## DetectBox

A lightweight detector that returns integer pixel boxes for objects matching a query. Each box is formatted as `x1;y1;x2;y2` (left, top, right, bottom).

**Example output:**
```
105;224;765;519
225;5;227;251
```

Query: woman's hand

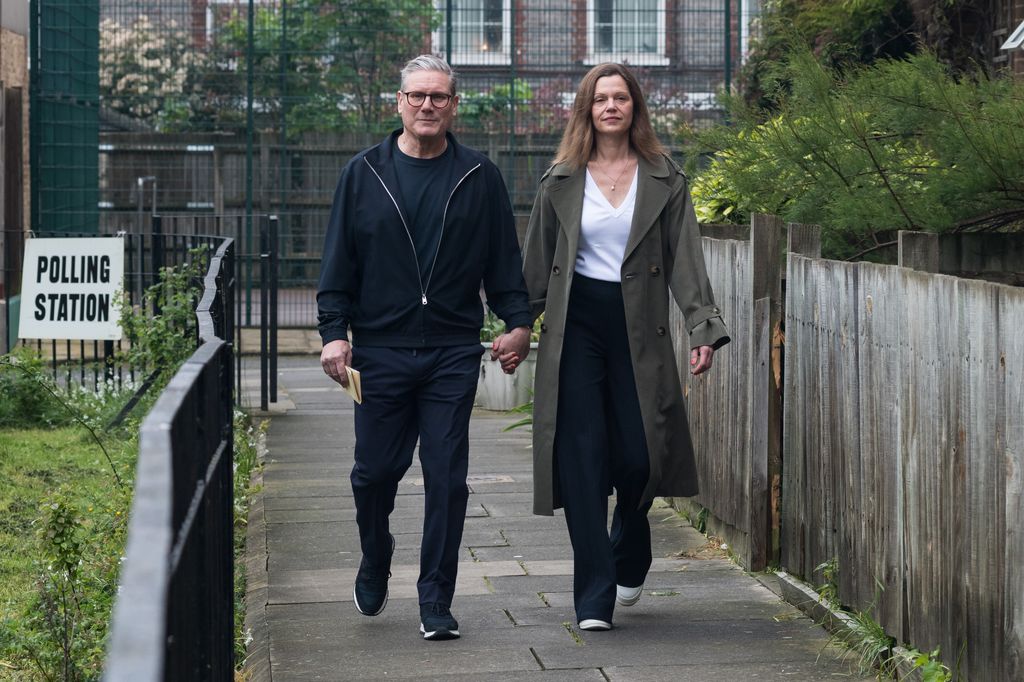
689;345;714;375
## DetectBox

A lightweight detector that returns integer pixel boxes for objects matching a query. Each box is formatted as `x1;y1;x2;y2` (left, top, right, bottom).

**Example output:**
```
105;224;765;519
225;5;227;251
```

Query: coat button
540;323;548;333
552;266;561;275
650;265;661;276
656;326;666;336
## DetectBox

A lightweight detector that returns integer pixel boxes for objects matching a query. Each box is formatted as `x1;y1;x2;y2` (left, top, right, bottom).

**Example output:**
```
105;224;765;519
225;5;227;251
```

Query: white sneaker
579;619;612;631
616;584;643;607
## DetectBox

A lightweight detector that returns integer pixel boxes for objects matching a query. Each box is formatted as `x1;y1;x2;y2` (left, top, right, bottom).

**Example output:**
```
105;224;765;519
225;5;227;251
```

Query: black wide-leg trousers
350;343;483;607
554;274;653;623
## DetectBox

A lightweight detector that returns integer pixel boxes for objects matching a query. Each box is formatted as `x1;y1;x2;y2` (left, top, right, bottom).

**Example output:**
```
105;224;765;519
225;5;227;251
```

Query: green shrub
684;49;1024;260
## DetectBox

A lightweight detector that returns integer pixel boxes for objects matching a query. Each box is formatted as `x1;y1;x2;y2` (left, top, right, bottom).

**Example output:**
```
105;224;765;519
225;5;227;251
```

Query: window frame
433;0;512;66
585;0;669;66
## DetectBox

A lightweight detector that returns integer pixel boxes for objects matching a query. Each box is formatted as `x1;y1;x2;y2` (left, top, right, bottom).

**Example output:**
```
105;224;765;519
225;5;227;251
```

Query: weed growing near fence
118;246;208;380
232;411;266;667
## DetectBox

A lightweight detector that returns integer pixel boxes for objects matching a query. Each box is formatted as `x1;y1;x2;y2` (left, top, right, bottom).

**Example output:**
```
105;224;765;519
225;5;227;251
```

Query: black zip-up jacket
317;130;532;348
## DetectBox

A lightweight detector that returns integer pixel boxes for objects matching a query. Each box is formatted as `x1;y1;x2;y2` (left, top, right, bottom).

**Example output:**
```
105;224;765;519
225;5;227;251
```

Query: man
317;54;531;641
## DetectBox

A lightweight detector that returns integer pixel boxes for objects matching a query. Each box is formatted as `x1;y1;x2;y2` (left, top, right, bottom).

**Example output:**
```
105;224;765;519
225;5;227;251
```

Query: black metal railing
104;237;236;681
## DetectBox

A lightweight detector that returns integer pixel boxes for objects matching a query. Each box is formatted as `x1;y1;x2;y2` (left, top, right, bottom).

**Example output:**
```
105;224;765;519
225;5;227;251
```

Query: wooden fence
669;215;820;570
778;250;1019;679
782;252;1024;680
669;216;1023;678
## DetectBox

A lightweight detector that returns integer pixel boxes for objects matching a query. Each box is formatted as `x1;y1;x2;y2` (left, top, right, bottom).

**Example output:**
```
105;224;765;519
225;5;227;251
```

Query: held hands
321;339;353;387
690;345;714;375
491;326;531;375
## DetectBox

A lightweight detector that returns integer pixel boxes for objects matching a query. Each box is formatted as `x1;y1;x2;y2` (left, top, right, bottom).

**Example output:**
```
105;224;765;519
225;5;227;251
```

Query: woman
522;63;730;631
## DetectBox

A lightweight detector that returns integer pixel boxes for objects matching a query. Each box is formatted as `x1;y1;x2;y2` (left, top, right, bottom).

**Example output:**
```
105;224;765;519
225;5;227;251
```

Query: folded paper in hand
344;366;362;404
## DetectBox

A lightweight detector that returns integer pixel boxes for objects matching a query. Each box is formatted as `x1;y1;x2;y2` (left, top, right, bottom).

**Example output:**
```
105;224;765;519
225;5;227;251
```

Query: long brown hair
552;63;666;170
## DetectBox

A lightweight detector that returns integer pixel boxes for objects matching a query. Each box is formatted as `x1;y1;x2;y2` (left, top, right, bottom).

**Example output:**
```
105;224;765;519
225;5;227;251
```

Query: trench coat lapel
547;166;586;264
623;155;672;263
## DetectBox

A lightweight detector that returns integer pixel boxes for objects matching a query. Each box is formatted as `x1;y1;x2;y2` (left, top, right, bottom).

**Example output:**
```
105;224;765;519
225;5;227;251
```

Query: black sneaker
419;602;460;640
353;534;394;616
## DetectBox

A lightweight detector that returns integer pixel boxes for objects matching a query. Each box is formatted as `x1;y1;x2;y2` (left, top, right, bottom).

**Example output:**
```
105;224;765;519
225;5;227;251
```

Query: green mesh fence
31;0;100;234
32;0;763;326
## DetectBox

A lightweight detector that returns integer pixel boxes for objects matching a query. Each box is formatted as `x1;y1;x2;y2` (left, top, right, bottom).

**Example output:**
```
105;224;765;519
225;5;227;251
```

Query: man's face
397;70;459;143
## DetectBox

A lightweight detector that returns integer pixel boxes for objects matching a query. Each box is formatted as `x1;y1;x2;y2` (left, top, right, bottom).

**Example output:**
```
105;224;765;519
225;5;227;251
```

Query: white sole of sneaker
353;585;388;616
420;624;460;640
578;619;612;631
616;584;643;607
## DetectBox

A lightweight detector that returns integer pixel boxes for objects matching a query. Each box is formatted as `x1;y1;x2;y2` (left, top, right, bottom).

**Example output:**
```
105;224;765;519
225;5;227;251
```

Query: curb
240;451;271;680
775;571;923;681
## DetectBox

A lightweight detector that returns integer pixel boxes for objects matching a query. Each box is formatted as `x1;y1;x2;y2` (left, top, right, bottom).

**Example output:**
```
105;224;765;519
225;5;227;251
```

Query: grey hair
400;54;458;94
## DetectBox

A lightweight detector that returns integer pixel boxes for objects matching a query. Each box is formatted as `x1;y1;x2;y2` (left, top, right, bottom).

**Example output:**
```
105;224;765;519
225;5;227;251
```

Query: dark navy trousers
554;274;653;623
350;343;484;606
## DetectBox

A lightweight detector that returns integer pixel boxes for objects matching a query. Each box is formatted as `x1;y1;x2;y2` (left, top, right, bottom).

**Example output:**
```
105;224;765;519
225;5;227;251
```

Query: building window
588;0;668;66
434;0;511;65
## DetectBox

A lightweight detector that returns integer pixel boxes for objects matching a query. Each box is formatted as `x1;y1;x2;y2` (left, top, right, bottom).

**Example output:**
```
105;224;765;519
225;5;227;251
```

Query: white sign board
19;237;124;340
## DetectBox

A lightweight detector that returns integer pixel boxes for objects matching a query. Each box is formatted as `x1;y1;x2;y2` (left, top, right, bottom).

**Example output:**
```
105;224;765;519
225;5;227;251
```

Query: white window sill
584;53;670;67
446;52;512;66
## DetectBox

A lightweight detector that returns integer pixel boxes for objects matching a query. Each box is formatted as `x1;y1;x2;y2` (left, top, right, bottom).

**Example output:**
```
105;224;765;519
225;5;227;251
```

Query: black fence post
152;215;164;316
260;216;269;412
269;215;279;403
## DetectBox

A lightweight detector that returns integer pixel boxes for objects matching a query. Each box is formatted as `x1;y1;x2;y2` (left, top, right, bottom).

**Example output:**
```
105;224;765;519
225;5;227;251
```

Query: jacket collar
367;129;480;175
545;153;674;265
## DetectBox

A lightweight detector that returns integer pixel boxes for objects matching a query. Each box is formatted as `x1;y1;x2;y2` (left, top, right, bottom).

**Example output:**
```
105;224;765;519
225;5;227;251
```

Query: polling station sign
18;237;124;340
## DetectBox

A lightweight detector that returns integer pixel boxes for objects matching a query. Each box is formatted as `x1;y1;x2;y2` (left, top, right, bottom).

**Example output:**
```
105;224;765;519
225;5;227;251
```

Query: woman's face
590;75;634;138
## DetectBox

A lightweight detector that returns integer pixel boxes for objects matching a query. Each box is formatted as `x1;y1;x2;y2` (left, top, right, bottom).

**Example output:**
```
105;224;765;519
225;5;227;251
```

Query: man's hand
690;345;714;375
321;339;353;386
491;326;531;374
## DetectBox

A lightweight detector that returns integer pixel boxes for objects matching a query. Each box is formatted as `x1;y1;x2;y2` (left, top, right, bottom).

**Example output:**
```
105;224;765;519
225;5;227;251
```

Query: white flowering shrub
99;16;207;126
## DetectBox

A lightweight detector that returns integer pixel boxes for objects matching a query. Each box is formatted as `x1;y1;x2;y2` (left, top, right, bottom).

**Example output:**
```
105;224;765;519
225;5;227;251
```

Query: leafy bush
0;348;69;429
118;247;208;379
684;49;1024;259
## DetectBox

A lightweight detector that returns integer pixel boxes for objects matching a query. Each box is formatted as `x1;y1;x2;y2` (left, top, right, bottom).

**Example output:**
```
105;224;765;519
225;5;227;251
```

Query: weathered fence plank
1003;288;1024;681
855;264;903;636
960;279;1004;681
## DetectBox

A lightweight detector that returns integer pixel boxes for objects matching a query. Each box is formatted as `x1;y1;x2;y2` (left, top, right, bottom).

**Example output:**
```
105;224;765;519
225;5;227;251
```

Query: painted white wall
0;0;29;36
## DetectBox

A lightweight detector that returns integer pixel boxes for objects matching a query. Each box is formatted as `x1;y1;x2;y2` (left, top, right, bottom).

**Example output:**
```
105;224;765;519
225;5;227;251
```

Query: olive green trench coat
522;154;731;516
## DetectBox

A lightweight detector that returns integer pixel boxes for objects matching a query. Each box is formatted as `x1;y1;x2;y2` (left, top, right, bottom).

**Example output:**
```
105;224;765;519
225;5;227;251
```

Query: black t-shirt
393;143;456;280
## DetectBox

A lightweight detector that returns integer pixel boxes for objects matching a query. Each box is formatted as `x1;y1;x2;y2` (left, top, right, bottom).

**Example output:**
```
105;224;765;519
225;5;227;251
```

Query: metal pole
245;0;256;327
269;216;279;403
724;0;732;94
259;217;269;412
509;0;517;207
445;0;453;63
151;215;164;317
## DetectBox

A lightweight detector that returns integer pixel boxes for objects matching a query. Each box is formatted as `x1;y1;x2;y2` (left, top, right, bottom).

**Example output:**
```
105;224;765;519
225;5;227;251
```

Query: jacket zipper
363;158;426;304
364;157;481;306
424;164;481;303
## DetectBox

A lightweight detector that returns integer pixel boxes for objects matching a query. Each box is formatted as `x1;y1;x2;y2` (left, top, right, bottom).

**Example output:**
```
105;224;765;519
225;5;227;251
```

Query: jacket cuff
685;304;724;333
689;317;730;350
502;313;534;332
319;326;350;346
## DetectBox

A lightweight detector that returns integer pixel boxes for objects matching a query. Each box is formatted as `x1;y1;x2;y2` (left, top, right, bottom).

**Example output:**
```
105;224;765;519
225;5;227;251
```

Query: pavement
240;353;870;682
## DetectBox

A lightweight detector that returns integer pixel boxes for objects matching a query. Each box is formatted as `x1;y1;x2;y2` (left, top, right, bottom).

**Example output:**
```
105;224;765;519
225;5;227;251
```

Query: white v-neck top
575;168;638;282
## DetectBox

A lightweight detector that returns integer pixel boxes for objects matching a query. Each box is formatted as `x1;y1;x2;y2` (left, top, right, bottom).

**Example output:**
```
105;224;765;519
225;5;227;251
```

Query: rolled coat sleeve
666;173;730;351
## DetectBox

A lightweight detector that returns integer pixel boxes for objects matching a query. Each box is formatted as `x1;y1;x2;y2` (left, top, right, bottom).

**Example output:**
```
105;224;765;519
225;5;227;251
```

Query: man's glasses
402;91;454;109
